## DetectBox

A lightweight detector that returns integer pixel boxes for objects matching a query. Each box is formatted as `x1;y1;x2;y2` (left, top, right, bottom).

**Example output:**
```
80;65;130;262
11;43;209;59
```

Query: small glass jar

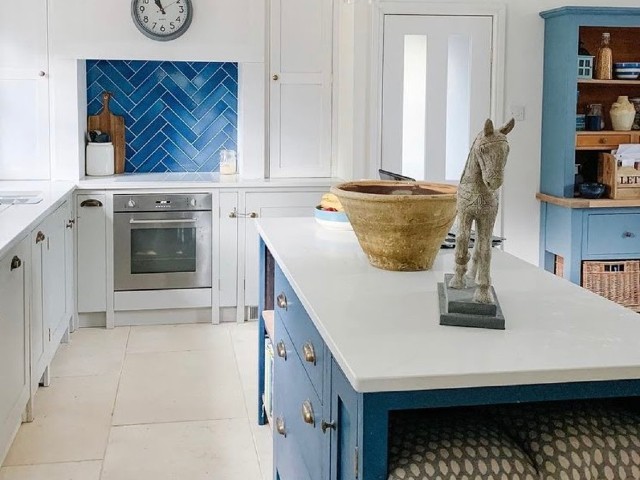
219;149;237;175
586;103;604;131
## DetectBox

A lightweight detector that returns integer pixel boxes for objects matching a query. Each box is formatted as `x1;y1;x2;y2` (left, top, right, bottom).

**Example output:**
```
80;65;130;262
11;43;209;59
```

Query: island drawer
274;265;325;397
273;314;326;480
585;213;640;256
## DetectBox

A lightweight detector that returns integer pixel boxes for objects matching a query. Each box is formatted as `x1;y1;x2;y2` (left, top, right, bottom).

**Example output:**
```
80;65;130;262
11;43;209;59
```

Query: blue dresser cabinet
538;7;640;294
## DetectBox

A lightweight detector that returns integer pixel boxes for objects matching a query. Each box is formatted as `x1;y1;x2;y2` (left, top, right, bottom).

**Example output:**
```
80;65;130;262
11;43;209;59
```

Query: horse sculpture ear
483;119;495;136
499;118;516;135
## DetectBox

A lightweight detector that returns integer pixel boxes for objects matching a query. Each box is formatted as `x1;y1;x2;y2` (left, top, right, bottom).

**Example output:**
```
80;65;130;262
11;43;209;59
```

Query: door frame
369;2;507;178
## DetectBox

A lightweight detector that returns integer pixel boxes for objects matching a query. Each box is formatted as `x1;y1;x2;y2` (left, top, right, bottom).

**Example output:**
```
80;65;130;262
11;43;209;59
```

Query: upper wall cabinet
0;0;50;180
269;0;333;178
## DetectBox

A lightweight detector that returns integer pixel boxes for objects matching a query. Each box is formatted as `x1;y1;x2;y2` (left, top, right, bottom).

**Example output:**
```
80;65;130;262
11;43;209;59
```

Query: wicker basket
582;260;640;311
555;255;564;278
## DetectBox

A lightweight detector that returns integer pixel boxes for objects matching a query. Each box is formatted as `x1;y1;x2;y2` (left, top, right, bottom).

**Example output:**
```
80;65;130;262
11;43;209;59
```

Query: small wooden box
598;153;640;199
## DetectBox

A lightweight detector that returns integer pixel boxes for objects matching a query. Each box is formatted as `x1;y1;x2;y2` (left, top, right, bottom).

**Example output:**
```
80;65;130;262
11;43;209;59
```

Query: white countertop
257;218;640;393
0;181;75;258
77;172;340;190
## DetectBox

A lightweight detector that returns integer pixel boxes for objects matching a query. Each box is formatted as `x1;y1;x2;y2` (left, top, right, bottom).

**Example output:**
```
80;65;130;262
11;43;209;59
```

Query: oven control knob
127;199;136;208
190;198;196;207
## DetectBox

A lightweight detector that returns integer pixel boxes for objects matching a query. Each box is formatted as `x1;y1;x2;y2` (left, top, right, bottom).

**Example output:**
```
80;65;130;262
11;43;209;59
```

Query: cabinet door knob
276;292;288;310
229;208;238;218
276;340;287;360
66;219;75;229
275;417;286;437
303;342;316;365
598;137;607;144
38;71;46;77
302;400;315;426
321;420;336;433
249;212;258;219
623;231;635;238
10;256;22;271
272;74;279;81
36;231;46;244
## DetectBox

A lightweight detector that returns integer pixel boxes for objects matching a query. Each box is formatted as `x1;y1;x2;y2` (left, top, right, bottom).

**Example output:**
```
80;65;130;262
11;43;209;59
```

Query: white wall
336;0;640;267
47;0;266;180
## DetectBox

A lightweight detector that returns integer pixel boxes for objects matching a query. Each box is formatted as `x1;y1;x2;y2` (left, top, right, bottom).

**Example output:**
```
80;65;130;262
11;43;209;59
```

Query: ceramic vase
610;96;636;131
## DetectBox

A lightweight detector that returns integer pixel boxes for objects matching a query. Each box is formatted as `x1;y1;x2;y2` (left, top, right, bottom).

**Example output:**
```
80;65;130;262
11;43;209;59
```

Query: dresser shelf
578;79;640;85
537;193;640;208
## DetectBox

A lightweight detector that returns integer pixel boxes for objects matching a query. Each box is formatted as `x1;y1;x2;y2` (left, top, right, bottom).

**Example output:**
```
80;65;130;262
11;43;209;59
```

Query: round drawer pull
276;341;287;360
598;137;607;144
277;292;288;310
302;400;315;426
622;231;636;238
303;342;316;365
35;231;46;244
275;417;286;437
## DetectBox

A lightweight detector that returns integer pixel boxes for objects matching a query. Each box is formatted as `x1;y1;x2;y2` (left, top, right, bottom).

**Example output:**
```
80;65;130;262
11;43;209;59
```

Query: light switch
510;105;525;121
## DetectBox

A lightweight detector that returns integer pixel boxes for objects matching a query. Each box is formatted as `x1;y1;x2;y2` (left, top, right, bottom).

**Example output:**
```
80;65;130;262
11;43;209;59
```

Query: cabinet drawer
273;315;325;480
576;133;635;149
586;213;640;256
275;265;325;398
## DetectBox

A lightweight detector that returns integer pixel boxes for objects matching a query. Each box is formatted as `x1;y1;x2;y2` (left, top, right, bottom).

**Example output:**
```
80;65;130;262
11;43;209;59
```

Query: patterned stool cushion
387;411;538;480
492;401;640;480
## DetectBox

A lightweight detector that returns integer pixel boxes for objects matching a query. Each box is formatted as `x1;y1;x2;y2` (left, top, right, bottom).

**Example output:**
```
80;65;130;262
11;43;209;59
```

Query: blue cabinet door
330;358;360;480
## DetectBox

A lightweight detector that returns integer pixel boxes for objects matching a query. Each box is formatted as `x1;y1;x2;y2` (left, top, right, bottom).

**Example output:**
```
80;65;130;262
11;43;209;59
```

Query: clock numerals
132;0;192;41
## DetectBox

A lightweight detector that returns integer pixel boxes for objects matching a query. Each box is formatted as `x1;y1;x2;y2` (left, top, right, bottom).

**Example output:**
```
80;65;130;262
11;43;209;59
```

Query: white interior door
381;15;493;183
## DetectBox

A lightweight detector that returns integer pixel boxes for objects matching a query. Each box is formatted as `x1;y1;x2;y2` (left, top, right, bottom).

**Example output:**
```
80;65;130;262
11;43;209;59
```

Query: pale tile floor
0;322;272;480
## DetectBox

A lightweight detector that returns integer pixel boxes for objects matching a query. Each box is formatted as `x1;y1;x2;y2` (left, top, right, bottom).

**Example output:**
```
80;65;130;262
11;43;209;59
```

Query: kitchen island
256;218;640;480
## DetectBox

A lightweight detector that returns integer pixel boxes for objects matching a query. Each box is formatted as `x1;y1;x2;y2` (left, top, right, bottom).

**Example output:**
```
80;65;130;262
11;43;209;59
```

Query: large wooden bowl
331;181;457;271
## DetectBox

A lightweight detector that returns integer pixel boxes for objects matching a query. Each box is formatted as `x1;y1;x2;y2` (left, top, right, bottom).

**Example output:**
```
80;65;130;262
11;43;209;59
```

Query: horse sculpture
448;118;515;304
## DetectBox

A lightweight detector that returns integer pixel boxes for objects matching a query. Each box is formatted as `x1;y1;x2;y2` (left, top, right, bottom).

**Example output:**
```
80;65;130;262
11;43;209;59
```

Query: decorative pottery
610;96;636;131
629;97;640;130
330;181;457;271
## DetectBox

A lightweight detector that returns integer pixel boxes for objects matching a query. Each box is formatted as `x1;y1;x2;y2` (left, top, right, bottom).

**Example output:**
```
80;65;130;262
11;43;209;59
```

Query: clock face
131;0;193;41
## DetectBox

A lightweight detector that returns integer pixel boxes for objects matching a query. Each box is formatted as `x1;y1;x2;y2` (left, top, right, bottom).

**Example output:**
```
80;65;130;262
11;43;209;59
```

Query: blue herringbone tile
87;59;238;173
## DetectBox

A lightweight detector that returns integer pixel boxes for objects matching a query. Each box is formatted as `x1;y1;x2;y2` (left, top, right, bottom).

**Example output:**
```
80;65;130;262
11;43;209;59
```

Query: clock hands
162;0;181;10
154;0;166;15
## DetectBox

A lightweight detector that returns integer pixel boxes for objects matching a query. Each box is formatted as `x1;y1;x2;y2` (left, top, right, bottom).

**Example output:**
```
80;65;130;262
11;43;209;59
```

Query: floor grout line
98;326;132;480
229;323;268;480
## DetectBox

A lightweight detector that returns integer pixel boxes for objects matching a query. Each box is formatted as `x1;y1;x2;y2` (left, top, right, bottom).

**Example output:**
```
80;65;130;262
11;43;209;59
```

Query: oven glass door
115;211;212;291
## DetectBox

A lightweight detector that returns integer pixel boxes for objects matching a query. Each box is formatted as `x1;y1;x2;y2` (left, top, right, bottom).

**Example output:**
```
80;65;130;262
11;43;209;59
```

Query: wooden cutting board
88;92;126;174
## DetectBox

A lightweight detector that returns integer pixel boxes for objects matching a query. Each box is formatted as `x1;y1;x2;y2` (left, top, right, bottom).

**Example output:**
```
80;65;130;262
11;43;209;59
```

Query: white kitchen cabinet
31;200;73;391
269;0;333;178
239;190;326;321
0;238;29;462
219;192;239;309
76;195;107;314
0;0;49;180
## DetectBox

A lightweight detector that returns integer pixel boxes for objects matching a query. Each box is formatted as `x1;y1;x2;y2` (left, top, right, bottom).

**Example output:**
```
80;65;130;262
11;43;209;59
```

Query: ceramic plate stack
614;62;640;80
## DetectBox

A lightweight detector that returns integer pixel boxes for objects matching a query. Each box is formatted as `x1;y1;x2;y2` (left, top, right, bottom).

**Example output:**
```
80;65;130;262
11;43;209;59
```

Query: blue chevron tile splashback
87;60;238;173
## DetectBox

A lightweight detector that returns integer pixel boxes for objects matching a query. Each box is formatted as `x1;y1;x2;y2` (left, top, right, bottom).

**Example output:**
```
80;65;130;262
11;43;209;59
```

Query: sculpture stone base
438;274;505;330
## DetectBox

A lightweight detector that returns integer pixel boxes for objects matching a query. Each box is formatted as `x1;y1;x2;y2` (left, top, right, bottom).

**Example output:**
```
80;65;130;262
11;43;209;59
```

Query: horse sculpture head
473;118;515;191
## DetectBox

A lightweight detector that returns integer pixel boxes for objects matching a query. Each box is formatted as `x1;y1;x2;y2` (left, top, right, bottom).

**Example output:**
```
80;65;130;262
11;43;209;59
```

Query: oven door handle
129;218;198;225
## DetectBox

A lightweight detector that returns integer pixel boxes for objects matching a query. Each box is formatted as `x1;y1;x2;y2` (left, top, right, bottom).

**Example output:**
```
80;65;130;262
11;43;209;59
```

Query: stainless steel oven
114;193;212;291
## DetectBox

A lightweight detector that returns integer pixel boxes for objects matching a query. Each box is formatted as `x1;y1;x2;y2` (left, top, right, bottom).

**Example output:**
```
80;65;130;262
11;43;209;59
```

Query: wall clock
131;0;193;41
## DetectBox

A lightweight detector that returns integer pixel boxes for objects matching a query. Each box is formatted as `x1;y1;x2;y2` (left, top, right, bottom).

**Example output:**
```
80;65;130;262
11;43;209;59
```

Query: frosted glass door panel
402;35;427;181
382;15;492;183
0;79;49;179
